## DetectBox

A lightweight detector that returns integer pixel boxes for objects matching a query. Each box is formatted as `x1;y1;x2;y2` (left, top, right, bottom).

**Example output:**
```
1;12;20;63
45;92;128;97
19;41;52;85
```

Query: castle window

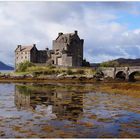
17;57;18;59
25;56;27;59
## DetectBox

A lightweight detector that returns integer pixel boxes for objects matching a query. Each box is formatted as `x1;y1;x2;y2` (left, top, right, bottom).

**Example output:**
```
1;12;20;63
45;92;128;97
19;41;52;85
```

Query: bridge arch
129;71;140;81
100;66;140;81
95;70;105;79
115;71;126;80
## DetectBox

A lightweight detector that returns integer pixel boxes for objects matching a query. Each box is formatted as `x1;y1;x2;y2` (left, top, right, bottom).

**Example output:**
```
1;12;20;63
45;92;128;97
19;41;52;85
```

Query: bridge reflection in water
15;84;83;121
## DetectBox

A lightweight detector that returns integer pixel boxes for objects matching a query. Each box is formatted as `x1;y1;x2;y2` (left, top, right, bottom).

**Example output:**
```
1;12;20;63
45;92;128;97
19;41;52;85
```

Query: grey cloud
0;1;140;65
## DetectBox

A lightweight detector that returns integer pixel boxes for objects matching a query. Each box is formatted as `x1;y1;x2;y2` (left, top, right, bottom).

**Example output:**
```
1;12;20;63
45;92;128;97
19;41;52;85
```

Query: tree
82;59;90;67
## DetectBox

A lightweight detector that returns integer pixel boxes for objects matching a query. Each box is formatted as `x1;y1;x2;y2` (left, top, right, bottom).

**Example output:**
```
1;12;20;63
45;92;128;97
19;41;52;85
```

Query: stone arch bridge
100;66;140;81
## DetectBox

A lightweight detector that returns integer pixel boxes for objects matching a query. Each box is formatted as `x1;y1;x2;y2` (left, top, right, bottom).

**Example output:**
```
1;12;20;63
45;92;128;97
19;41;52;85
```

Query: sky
0;1;140;66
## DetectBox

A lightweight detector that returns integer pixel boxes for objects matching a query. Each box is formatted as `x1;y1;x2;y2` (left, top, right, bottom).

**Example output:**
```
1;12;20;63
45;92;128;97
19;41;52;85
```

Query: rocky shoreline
0;72;116;83
0;70;139;83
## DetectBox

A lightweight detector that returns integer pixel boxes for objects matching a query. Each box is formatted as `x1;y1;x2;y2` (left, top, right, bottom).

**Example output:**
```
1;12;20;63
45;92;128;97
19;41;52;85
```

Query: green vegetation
135;72;140;76
82;59;90;67
99;58;140;67
16;85;31;95
76;69;85;74
15;62;96;77
100;60;120;67
66;69;73;75
16;61;35;72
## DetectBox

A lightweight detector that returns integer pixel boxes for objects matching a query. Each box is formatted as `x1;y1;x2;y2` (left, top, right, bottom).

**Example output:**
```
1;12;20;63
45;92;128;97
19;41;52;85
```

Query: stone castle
15;30;84;68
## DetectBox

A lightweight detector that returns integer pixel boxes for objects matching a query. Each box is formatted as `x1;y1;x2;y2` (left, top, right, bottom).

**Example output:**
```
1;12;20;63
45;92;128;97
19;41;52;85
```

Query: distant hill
90;63;100;67
91;58;140;67
0;61;14;70
114;58;140;66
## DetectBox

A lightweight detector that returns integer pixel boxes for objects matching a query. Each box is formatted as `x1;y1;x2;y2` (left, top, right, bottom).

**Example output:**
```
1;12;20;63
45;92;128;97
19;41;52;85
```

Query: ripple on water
0;83;140;138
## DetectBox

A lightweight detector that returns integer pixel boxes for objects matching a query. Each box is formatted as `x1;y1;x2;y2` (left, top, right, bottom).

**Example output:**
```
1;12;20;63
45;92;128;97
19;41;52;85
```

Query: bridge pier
125;74;129;81
125;67;129;81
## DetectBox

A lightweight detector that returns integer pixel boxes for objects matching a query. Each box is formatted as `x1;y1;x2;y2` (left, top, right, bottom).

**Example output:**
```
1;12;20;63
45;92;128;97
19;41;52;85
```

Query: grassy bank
1;62;140;98
20;65;96;77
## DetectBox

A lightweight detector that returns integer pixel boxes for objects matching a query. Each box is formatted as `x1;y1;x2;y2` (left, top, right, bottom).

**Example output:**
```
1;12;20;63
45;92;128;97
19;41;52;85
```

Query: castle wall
15;46;38;68
37;50;48;63
53;41;67;51
52;32;84;67
15;31;84;68
15;51;31;65
62;54;72;66
30;47;38;63
72;39;84;66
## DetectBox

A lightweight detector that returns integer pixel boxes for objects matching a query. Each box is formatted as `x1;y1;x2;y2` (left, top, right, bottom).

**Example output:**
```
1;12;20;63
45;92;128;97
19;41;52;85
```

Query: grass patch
99;83;140;98
16;64;96;77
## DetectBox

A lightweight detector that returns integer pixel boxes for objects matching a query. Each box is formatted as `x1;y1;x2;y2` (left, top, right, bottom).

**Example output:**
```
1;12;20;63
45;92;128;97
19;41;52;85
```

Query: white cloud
0;2;140;65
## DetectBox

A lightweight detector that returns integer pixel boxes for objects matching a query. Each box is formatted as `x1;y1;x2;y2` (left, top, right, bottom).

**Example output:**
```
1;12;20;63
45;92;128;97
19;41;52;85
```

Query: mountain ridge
0;61;14;70
90;58;140;67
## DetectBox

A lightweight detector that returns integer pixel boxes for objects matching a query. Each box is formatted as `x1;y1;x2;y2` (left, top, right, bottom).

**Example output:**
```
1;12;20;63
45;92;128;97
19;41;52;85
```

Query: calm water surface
0;83;140;138
0;70;13;73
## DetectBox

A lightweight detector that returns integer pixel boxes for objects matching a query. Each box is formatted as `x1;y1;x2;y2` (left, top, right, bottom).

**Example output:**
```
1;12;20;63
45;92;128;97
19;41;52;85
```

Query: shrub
82;59;90;67
17;61;35;72
62;70;67;73
76;69;85;75
100;60;119;67
67;69;73;75
48;65;56;69
43;70;56;75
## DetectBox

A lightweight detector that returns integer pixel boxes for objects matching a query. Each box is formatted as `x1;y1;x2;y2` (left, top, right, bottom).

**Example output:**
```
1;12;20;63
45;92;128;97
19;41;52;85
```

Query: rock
26;74;34;78
86;75;94;78
79;76;87;81
0;131;5;136
94;71;104;81
57;73;66;78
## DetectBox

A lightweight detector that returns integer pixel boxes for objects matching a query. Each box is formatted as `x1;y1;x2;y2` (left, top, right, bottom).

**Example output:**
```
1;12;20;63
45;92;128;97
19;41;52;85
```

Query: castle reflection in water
14;84;84;121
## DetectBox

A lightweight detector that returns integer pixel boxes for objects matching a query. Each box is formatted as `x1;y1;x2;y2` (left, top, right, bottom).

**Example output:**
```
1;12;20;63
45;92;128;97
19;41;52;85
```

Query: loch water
0;83;140;138
0;70;13;73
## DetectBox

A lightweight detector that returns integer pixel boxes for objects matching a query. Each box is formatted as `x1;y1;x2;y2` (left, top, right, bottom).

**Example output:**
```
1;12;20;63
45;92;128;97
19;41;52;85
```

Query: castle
15;30;84;68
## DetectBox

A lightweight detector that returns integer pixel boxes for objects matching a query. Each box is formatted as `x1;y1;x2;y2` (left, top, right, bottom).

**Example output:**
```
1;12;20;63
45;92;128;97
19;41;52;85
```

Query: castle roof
55;31;79;41
56;33;74;41
15;45;36;52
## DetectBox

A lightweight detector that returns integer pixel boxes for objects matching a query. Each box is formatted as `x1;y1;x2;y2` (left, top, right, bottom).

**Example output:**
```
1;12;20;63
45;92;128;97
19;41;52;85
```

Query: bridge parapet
100;67;115;71
129;66;140;69
115;67;128;71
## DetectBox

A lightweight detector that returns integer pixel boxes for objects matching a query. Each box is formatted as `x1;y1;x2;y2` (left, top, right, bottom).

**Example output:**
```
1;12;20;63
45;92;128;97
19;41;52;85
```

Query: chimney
46;47;49;51
18;45;22;51
58;32;63;36
74;30;78;35
33;44;36;47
